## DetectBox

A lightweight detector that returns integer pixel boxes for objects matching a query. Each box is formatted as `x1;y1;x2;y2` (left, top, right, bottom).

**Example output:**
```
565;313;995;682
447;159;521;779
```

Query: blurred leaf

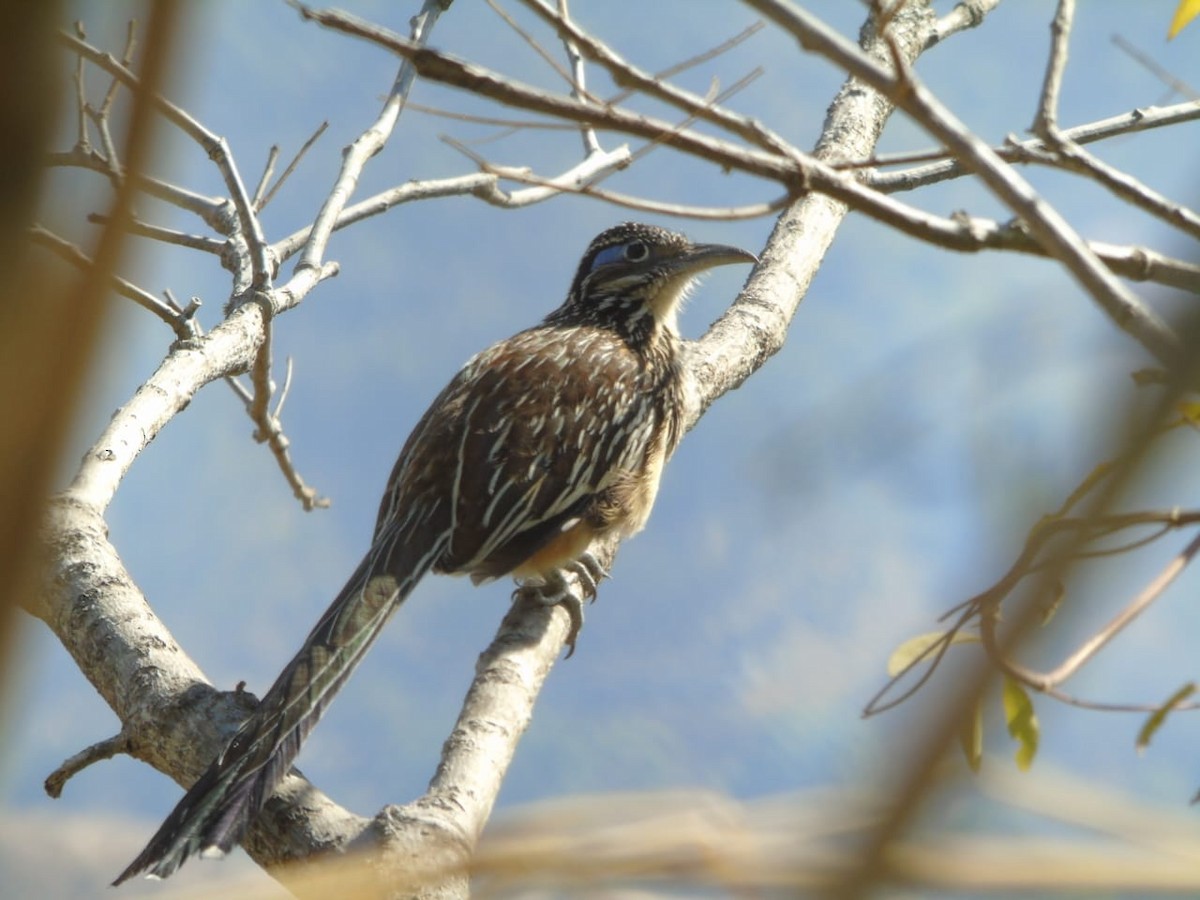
1130;366;1167;386
1168;0;1200;38
886;629;979;677
959;699;984;773
1136;682;1196;754
1180;399;1200;428
1002;677;1039;771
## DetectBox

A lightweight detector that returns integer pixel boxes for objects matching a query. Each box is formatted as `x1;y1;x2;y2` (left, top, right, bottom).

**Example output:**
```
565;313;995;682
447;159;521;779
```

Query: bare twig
273;356;294;421
402;101;580;131
45;730;132;798
298;7;798;183
930;0;1002;45
99;20;138;119
748;0;1182;368
71;22;89;152
869;100;1200;193
294;1;447;273
258;120;329;211
1112;34;1200;101
968;223;1200;293
251;144;279;209
47;145;233;227
239;0;452;515
271;172;498;262
518;0;795;158
1033;140;1200;242
29;225;195;339
239;361;331;511
270;146;632;263
474;157;786;218
1031;0;1074;136
162;288;202;322
982;529;1200;693
444;136;633;206
86;212;226;255
1024;2;1200;242
60;30;271;287
655;20;765;81
552;182;787;220
862;605;981;717
485;0;593;103
555;0;602;155
1024;687;1200;714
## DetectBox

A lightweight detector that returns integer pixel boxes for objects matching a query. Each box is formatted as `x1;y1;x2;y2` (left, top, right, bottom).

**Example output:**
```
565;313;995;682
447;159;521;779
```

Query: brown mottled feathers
114;222;754;885
373;321;680;583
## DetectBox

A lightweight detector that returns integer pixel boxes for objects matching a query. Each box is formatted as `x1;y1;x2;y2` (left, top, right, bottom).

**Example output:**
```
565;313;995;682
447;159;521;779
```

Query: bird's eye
589;239;651;270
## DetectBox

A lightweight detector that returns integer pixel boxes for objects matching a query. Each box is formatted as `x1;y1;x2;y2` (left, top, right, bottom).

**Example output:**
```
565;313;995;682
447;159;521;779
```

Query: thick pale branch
39;496;369;878
686;2;932;423
67;302;265;512
43;0;1200;893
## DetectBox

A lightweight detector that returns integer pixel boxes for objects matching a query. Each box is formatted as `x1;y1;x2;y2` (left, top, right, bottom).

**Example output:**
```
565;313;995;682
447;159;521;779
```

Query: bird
114;221;756;884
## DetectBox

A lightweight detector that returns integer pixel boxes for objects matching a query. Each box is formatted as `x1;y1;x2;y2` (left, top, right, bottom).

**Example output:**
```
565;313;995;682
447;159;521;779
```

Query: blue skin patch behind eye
591;243;630;269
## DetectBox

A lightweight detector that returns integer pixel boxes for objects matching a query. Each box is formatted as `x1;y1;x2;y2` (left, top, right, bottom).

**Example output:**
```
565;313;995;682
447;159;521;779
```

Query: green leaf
959;700;984;773
886;630;980;677
1002;677;1039;771
1137;682;1196;754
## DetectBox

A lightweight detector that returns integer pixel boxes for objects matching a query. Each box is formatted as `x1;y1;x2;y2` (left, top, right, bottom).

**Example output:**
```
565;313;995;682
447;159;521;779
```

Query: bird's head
555;222;757;339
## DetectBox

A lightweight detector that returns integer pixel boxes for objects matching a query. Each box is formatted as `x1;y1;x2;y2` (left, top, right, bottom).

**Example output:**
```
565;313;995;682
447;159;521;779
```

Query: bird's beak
675;242;758;275
648;242;757;329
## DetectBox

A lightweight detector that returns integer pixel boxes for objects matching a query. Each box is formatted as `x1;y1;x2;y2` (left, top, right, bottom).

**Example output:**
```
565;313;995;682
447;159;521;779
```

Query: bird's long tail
114;529;442;884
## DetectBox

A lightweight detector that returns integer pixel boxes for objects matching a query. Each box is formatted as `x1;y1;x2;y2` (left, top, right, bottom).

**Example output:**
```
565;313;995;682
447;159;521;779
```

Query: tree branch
747;0;1182;368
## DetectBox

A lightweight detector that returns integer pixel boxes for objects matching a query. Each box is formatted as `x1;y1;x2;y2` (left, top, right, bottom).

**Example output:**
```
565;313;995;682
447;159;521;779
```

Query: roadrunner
116;222;756;883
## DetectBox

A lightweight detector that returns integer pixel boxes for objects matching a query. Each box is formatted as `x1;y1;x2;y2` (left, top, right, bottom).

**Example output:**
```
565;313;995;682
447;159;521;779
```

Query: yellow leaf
1180;399;1200;428
959;700;984;773
1002;676;1039;771
1169;0;1200;38
886;630;979;677
1136;682;1196;753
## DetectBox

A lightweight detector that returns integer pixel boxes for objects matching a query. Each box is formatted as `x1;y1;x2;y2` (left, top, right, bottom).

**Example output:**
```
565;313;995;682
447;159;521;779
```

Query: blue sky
4;1;1200;895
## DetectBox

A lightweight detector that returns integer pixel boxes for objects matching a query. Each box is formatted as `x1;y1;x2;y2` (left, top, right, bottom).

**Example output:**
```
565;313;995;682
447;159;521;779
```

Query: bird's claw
517;553;609;657
567;551;608;602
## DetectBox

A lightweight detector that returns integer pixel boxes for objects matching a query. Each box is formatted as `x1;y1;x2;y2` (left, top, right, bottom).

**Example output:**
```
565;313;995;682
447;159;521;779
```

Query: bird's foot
517;554;609;657
566;551;608;601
